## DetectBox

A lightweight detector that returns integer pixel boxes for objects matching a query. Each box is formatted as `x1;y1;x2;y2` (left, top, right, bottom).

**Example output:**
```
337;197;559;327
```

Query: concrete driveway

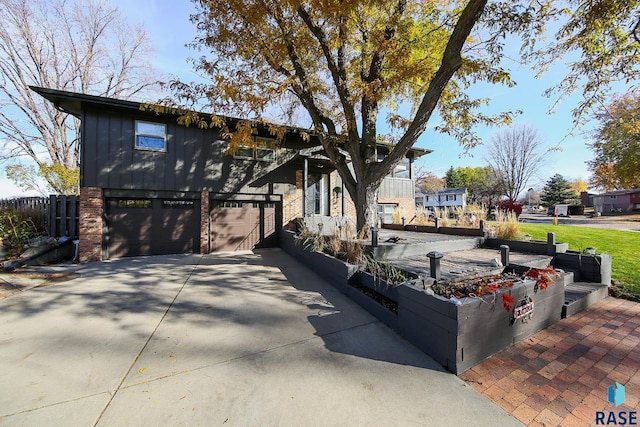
0;249;521;426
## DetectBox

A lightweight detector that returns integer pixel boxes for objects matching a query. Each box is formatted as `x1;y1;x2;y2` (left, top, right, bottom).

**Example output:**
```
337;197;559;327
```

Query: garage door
210;202;276;251
106;198;200;258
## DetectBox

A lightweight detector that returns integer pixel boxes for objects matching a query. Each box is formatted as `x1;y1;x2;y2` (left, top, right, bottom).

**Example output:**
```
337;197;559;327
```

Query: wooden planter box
438;226;485;237
354;271;400;301
404;224;437;233
381;223;405;231
553;251;612;285
280;230;358;295
281;229;567;374
397;276;565;374
346;271;400;330
484;238;569;256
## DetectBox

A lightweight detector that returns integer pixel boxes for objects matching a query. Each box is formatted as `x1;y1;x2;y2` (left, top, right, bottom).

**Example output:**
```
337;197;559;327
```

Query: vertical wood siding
81;110;281;195
379;177;414;199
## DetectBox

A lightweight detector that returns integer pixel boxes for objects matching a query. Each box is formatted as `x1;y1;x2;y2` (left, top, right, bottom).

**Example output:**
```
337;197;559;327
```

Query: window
220;201;243;208
378;203;398;224
162;200;194;209
234;145;254;160
378;154;411;179
135;121;166;151
233;137;276;161
392;158;411;179
306;173;330;215
251;202;276;209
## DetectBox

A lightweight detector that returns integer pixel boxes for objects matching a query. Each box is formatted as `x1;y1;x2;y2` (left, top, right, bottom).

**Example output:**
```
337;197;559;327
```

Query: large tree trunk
353;178;380;233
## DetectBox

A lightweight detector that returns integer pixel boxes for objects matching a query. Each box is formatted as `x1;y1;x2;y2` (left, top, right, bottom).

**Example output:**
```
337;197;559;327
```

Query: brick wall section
79;187;104;263
200;191;210;254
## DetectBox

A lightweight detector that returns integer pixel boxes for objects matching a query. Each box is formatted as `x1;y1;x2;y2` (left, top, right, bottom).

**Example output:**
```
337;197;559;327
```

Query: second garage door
210;201;276;251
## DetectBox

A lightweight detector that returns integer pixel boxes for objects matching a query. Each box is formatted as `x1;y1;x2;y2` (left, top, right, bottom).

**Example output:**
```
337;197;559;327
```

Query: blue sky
1;0;629;197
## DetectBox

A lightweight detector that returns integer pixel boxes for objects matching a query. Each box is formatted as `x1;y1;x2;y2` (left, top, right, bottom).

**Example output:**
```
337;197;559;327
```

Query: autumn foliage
497;199;523;216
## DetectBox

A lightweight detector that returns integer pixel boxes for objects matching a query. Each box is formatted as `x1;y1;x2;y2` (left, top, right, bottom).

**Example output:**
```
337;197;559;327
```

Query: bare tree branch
0;0;159;193
485;125;547;201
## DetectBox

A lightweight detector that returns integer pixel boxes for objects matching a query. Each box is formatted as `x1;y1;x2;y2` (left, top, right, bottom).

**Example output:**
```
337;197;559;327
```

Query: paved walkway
0;249;519;426
460;297;640;426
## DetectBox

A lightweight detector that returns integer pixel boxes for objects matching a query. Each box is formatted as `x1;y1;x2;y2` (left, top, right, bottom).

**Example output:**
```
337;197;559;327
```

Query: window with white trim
135;121;166;151
378;203;398;224
220;201;243;208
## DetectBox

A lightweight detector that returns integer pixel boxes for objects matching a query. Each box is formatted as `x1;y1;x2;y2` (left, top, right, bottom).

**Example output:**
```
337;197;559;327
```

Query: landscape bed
281;230;568;374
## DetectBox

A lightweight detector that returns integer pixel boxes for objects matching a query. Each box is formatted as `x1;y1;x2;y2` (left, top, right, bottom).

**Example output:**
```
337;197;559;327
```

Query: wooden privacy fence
0;196;48;212
48;195;79;238
0;195;79;238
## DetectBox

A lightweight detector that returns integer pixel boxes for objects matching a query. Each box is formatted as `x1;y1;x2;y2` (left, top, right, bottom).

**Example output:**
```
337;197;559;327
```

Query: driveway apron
0;249;521;426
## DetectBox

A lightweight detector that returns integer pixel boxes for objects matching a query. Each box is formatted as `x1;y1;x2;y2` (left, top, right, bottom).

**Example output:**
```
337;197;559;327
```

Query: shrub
363;256;409;285
0;208;38;257
497;199;523;216
296;223;327;253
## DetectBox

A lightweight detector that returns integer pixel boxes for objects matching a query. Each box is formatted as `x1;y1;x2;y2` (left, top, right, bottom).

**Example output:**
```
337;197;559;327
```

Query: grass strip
517;223;640;297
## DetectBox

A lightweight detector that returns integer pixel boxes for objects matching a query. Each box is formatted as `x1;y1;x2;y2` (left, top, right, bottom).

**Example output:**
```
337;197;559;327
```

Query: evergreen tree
444;166;464;189
540;174;580;207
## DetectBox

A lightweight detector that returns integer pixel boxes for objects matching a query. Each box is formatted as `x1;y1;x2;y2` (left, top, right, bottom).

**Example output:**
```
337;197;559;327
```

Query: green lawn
517;223;640;297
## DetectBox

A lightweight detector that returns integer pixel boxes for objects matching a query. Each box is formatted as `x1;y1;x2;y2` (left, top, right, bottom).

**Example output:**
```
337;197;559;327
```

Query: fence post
69;196;78;238
49;195;57;238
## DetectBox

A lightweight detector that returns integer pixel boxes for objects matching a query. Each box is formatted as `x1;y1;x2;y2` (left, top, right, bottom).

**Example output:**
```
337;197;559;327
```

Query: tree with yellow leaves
588;93;640;191
175;0;640;230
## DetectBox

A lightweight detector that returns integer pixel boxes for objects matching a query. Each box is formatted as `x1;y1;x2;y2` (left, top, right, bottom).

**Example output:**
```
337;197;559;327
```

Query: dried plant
433;206;451;227
456;203;487;228
328;228;342;257
413;206;432;226
343;225;366;264
494;209;523;240
391;207;403;225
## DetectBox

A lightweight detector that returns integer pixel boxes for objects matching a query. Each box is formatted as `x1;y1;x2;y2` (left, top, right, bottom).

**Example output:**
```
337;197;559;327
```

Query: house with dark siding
593;188;640;213
31;86;430;262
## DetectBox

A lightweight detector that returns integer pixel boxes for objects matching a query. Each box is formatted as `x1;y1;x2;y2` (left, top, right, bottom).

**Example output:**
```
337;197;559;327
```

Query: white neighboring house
415;187;467;210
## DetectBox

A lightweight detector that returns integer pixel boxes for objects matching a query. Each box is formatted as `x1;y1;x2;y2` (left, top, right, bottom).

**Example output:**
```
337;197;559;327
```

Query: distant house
580;191;595;208
31;86;430;262
415;187;467;210
593;188;640;213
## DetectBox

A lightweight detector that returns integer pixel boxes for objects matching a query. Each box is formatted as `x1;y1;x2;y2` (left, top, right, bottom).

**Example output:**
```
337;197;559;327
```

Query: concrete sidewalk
0;249;521;426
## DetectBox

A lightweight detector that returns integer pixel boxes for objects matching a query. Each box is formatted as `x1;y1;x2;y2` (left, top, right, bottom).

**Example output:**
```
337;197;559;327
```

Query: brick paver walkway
460;297;640;426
